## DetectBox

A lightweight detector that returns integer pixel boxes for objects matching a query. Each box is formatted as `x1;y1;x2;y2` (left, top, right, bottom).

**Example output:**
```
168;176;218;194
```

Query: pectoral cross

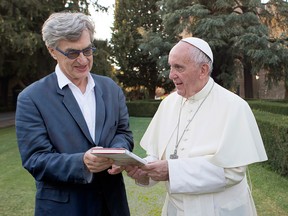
170;149;178;159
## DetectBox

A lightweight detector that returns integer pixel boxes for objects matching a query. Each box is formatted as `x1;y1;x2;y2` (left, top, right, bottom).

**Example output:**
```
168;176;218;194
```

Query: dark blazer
16;72;133;216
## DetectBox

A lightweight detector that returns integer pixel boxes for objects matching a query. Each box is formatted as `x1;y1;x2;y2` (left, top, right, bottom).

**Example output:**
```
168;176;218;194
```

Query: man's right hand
83;149;114;173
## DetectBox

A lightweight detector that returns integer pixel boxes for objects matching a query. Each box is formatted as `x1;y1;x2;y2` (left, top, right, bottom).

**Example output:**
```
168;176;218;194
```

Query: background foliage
0;0;109;108
111;0;288;99
1;0;288;107
111;0;174;99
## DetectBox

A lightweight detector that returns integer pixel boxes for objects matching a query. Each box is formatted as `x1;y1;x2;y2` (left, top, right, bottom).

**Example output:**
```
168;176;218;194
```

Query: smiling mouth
75;65;88;71
175;82;183;86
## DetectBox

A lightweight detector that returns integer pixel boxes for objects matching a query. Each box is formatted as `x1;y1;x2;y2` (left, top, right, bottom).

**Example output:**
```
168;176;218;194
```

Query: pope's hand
141;160;169;181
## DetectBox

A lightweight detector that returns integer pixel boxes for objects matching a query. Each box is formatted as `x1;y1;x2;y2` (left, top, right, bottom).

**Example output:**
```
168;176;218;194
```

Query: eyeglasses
55;46;96;60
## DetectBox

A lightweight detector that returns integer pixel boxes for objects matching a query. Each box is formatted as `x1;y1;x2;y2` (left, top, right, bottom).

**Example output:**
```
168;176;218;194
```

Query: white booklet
91;147;147;166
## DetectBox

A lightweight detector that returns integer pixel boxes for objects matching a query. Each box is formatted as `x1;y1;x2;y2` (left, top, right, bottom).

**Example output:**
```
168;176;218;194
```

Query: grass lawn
0;117;287;215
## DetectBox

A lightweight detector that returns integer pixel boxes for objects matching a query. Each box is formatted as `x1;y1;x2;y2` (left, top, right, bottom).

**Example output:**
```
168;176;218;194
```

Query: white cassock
140;77;267;216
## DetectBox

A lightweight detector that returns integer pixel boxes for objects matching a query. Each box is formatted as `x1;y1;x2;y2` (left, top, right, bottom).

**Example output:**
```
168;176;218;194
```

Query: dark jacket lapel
93;79;105;146
57;85;94;144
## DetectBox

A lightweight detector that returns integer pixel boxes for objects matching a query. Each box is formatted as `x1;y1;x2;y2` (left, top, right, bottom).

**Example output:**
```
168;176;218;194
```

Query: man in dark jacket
16;11;133;216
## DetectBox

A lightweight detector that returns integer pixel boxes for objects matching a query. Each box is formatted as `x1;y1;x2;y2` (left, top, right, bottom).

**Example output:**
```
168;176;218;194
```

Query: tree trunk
148;87;155;100
0;77;9;109
285;78;288;100
243;60;254;99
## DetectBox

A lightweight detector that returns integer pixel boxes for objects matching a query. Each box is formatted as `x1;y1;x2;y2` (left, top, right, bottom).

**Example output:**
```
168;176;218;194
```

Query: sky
89;0;114;40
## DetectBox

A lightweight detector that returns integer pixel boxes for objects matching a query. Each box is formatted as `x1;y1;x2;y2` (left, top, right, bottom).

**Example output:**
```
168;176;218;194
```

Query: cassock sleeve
167;157;246;194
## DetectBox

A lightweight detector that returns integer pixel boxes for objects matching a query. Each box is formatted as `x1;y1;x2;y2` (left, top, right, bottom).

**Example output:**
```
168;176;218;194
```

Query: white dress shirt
55;64;96;142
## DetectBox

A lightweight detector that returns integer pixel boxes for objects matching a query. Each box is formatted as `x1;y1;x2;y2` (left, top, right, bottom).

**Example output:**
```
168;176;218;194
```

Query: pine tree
0;0;103;108
158;0;288;98
111;0;170;99
259;0;288;98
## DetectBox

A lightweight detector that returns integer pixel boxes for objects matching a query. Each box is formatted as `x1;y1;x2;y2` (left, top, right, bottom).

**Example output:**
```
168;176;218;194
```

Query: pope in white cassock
125;37;268;216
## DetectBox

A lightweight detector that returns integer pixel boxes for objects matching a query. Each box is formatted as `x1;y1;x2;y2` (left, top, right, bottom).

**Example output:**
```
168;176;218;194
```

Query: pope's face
49;30;93;87
168;42;204;98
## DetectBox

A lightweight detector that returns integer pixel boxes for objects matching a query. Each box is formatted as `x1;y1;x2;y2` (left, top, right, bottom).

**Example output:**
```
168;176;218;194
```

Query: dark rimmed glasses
55;46;96;60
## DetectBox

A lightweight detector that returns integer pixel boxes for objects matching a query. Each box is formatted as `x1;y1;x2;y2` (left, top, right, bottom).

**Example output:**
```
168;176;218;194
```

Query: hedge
247;100;288;116
253;110;288;177
127;100;288;117
126;100;161;117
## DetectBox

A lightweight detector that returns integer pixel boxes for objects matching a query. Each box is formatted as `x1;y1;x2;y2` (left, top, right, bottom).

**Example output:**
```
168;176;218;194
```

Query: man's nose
169;69;177;80
77;53;89;64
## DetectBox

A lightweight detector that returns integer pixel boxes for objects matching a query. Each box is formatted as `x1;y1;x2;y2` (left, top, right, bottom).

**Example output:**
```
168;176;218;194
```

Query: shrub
254;110;288;177
126;100;161;117
247;100;288;116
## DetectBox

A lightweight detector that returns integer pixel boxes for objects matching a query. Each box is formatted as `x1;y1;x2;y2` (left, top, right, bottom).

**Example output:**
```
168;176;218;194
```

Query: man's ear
199;63;210;79
48;47;57;60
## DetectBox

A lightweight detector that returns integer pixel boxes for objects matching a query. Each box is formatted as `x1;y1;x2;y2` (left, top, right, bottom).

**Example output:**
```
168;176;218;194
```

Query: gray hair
42;12;95;48
188;46;213;74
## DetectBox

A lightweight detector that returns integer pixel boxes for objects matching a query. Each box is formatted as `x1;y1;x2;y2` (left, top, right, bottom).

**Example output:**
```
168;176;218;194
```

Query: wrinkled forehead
168;42;193;64
181;37;213;63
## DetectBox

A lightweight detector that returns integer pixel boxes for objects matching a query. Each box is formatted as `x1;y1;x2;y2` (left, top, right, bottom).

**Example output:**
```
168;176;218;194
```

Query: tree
156;0;288;98
0;0;107;108
259;0;288;99
158;0;280;98
111;0;170;99
92;39;115;79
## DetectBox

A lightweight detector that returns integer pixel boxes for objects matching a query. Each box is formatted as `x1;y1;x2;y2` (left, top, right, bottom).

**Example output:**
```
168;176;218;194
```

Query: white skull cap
181;37;213;63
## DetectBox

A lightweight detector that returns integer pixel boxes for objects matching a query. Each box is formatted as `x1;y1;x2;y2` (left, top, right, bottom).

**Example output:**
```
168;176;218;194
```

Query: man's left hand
108;164;125;175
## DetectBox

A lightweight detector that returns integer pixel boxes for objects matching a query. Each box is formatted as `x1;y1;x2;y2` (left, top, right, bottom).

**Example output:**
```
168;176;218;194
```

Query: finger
126;168;139;178
130;169;147;179
94;156;113;164
108;165;124;175
124;165;135;172
140;164;154;171
88;160;114;173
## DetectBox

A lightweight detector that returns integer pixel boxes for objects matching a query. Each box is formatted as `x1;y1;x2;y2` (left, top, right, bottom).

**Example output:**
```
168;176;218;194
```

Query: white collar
185;77;214;102
55;64;95;91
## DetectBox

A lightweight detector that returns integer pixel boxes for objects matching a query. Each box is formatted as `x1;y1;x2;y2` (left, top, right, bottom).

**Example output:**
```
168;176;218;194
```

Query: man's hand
108;164;125;175
125;165;150;185
125;165;147;179
83;149;114;173
141;160;169;181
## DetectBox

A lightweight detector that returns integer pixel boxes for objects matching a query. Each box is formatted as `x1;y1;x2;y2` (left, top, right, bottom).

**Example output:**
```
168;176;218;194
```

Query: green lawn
0;118;287;216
